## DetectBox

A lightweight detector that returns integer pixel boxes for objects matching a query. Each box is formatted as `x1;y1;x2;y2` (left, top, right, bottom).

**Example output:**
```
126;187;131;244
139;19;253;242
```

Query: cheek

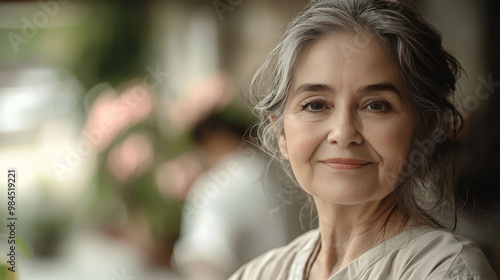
366;117;414;183
283;116;324;162
376;128;412;156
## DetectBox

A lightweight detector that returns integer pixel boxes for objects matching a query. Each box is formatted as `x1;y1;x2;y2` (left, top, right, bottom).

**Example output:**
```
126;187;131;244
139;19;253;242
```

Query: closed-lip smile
320;158;372;170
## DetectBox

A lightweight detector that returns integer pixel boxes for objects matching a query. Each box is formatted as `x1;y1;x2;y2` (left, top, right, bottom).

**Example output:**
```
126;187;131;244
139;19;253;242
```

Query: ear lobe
268;115;289;160
278;132;289;160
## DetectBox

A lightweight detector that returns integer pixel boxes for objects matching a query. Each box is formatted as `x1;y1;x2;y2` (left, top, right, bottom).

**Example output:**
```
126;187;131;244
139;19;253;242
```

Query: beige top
229;225;498;280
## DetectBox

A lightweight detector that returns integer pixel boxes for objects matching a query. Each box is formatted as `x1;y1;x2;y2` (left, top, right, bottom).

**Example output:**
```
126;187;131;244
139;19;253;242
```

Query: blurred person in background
173;107;302;280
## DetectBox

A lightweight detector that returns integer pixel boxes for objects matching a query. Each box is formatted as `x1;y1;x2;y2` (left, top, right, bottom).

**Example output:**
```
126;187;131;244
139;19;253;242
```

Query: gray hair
249;0;462;229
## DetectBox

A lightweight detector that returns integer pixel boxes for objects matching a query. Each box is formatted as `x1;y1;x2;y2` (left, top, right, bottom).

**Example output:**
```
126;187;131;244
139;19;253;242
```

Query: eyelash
300;99;328;112
299;99;393;113
366;100;392;112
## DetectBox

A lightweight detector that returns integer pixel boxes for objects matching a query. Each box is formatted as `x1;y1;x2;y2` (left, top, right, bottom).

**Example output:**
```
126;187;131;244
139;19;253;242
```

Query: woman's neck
308;193;407;279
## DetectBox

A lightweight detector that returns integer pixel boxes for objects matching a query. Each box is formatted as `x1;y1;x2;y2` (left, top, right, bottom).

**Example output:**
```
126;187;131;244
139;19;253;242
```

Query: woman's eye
367;101;389;112
301;101;326;112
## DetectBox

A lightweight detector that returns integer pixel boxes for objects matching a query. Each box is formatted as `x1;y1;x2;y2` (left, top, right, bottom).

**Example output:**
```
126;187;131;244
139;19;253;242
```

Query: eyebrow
359;83;401;97
294;82;401;97
294;83;333;95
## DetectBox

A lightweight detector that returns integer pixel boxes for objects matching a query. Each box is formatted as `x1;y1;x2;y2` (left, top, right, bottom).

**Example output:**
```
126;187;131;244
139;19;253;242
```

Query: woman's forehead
290;34;407;98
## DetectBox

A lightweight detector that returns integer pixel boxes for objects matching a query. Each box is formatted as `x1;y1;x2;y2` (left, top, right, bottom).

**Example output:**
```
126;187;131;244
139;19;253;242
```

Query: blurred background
0;0;498;279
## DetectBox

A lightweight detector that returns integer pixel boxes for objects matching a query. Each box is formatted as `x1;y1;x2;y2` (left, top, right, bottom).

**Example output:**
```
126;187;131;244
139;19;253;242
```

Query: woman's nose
326;109;363;147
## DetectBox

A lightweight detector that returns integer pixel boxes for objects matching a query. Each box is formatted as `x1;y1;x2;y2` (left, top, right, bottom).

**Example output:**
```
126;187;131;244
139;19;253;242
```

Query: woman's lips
321;158;372;170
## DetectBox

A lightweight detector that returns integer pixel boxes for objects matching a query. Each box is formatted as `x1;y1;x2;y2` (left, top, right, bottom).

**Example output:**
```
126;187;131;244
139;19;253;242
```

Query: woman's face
278;33;415;205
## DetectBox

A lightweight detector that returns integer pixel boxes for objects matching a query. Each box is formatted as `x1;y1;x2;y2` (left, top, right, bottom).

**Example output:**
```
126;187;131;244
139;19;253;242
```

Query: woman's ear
268;115;289;160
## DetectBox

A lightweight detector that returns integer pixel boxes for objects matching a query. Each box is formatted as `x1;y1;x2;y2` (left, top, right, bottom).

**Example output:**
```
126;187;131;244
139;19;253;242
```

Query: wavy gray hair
249;0;463;229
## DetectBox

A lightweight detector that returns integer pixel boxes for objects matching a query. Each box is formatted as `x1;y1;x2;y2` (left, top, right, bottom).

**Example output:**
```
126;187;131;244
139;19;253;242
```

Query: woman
230;0;498;279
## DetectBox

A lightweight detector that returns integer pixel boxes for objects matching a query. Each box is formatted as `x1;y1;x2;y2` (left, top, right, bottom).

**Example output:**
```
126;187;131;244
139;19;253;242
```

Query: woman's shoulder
228;229;320;280
387;226;498;280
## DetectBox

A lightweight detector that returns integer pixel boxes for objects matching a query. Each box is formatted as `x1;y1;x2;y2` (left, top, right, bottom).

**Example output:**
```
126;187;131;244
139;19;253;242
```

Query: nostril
327;126;363;147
